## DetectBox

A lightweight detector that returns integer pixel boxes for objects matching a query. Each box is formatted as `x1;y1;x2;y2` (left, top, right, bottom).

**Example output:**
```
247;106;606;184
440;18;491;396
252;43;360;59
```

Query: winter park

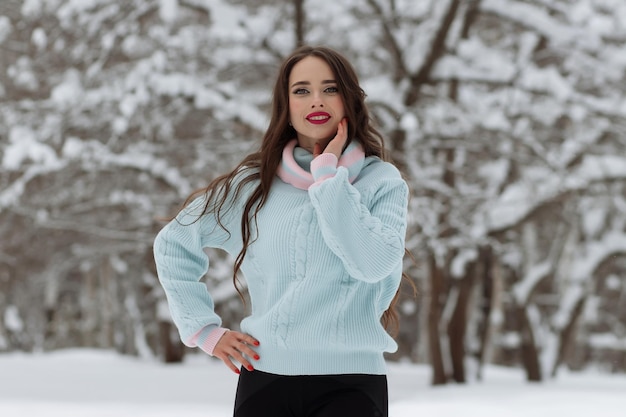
1;0;626;416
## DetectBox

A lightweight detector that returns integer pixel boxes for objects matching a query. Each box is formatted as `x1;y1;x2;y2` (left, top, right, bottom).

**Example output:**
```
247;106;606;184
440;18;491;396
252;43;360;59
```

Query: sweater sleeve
308;156;408;283
153;196;233;355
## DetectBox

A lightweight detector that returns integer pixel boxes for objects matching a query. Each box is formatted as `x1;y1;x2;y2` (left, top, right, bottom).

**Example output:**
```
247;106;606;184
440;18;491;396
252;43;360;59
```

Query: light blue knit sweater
153;142;409;375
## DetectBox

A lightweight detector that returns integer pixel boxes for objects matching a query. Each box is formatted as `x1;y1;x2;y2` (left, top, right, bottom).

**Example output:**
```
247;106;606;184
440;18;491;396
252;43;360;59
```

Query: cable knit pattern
153;140;409;376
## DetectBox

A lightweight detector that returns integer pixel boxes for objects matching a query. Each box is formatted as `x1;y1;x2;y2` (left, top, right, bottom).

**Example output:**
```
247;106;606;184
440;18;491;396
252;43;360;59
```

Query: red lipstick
306;112;331;125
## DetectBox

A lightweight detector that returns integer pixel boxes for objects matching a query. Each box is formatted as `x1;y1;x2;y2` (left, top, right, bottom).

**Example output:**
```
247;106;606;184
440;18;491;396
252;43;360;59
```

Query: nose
311;92;324;108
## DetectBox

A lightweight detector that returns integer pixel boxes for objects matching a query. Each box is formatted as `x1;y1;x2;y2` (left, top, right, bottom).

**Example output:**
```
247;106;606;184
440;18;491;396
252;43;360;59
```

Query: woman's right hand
212;330;260;374
314;118;348;159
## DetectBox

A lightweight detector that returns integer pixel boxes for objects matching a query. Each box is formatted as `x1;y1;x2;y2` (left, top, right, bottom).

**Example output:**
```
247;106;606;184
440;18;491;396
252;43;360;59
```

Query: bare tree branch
9;207;155;244
365;0;410;81
405;0;462;106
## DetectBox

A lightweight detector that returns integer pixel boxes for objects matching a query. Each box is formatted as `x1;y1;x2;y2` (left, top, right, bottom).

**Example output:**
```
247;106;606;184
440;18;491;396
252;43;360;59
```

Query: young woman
153;45;409;417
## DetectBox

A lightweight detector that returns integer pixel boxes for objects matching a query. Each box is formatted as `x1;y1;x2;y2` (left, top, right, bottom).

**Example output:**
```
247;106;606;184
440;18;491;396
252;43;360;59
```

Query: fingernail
247;365;254;371
235;369;241;374
253;341;260;346
253;355;260;360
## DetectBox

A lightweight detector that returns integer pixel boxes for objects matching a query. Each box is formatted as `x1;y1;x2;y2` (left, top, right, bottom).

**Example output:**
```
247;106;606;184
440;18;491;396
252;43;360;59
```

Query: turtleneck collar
277;139;365;190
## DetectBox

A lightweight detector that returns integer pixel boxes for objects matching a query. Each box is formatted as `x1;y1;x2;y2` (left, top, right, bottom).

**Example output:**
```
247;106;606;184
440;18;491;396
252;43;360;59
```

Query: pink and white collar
276;139;365;190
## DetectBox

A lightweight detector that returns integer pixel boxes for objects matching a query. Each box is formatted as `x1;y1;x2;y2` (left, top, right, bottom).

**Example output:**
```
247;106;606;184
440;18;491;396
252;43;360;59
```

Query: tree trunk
100;258;115;349
389;128;408;174
294;0;305;47
447;262;476;383
476;246;503;380
551;296;585;377
428;250;447;385
159;321;185;363
517;305;542;382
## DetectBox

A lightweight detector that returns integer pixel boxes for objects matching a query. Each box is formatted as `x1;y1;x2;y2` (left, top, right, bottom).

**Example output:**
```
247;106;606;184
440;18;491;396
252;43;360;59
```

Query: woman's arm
153;196;231;353
154;191;260;372
308;159;409;283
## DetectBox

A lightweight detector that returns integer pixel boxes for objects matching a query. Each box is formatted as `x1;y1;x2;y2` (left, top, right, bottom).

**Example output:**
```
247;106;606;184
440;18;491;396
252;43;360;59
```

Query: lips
306;112;331;125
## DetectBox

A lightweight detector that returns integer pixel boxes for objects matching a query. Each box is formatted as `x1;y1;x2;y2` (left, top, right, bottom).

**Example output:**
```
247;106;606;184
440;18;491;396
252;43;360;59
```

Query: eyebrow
290;80;336;88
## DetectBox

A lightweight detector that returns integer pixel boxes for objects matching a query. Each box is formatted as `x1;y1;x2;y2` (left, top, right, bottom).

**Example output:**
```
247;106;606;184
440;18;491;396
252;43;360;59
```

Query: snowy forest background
0;0;625;386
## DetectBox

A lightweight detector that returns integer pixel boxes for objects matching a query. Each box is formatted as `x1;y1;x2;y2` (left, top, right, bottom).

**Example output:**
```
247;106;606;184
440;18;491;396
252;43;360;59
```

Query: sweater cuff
310;153;338;184
188;326;229;356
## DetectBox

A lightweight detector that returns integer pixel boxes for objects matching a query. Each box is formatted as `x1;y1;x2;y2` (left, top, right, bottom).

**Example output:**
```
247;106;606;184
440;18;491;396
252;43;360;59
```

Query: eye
292;88;309;95
324;86;338;94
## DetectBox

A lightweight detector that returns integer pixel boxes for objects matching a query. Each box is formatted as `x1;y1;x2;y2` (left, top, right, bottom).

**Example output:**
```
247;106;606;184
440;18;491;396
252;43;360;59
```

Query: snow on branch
570;232;626;283
589;333;626;351
553;231;626;330
487;155;626;233
517;65;572;101
480;0;599;49
0;163;67;209
512;260;552;305
62;137;192;197
10;206;155;244
450;247;478;279
2;126;59;171
432;51;516;84
561;154;626;199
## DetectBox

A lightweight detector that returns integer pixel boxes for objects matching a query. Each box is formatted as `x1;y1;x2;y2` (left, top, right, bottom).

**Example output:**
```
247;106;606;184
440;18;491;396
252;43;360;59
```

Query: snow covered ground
0;349;625;417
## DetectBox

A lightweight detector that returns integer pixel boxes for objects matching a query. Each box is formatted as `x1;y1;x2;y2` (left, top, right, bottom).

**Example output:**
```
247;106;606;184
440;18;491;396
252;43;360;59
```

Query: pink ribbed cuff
310;153;338;188
200;327;229;356
311;153;338;172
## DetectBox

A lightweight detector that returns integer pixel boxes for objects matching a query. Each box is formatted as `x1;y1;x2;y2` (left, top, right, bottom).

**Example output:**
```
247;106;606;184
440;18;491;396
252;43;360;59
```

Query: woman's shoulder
233;164;261;185
360;156;404;181
353;156;407;196
179;165;260;218
219;165;261;207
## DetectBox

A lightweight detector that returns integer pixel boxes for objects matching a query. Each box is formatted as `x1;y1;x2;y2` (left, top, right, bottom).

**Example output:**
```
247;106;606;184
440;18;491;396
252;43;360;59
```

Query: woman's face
288;56;345;153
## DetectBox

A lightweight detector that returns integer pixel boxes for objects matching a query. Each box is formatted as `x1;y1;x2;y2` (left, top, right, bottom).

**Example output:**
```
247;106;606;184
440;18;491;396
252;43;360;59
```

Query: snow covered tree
1;0;624;382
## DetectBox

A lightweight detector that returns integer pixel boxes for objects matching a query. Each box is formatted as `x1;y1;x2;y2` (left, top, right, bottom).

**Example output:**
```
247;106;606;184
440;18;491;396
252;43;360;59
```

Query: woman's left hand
314;118;348;159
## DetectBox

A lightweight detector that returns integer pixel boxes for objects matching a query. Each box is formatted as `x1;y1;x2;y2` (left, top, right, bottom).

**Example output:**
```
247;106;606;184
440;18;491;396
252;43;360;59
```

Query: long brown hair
181;45;412;334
